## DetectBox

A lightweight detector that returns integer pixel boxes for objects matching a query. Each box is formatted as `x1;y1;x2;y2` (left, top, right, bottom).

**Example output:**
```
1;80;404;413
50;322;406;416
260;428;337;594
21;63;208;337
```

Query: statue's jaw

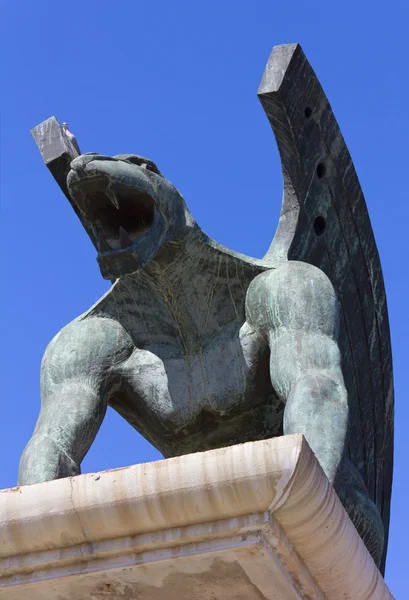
68;175;155;253
67;156;167;279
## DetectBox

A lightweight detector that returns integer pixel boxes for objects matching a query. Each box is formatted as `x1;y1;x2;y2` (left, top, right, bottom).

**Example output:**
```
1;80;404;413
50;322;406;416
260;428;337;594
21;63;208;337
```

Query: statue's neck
130;228;222;294
120;228;263;323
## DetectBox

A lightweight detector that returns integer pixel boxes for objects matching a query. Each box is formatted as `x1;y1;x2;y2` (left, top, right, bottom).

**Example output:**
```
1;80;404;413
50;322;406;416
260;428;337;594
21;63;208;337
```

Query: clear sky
1;0;408;594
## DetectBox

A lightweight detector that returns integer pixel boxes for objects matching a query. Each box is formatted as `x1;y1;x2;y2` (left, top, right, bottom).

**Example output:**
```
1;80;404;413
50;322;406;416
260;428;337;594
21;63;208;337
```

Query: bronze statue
20;44;394;572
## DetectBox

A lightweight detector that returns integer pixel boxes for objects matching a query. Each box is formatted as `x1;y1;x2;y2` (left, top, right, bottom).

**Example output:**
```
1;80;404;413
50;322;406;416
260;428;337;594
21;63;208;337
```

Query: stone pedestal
0;435;393;599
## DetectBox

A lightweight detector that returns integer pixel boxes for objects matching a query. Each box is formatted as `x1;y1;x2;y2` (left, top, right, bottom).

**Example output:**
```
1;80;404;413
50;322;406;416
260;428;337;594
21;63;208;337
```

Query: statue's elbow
292;368;349;419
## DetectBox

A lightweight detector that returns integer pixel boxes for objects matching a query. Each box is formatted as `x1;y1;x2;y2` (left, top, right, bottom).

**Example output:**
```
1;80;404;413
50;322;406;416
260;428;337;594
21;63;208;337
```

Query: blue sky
1;1;408;594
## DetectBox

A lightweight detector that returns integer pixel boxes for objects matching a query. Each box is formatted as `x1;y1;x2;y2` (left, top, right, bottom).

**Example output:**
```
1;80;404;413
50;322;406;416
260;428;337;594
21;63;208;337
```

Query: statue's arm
18;316;135;485
246;261;348;484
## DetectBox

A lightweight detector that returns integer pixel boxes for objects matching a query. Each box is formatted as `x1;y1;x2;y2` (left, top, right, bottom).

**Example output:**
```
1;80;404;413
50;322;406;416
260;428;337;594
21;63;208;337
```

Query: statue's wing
258;43;393;571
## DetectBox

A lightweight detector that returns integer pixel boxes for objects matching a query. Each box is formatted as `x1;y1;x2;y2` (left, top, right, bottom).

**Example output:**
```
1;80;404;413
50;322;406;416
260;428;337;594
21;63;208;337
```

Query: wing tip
257;42;303;96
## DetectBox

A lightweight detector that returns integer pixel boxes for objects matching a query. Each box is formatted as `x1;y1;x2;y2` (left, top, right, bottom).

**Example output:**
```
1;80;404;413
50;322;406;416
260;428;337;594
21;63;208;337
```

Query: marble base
0;435;393;599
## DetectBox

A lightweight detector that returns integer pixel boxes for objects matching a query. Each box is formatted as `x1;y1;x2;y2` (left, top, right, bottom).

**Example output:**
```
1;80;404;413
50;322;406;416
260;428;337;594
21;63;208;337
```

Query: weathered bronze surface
21;44;393;572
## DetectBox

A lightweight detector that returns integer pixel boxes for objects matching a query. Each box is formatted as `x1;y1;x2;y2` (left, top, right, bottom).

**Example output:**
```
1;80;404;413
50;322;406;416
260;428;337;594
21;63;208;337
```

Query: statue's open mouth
67;169;156;255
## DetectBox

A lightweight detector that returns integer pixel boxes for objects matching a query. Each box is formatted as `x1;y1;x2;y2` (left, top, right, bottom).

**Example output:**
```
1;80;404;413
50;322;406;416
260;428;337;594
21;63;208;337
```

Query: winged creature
22;44;393;573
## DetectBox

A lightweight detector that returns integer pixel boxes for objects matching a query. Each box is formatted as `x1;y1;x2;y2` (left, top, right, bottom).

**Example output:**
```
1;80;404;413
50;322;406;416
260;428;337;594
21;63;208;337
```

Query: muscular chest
115;324;273;435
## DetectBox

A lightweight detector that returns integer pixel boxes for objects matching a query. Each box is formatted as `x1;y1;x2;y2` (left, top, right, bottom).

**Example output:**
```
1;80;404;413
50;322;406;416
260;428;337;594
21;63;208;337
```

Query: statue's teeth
106;187;119;209
119;226;133;249
98;233;112;253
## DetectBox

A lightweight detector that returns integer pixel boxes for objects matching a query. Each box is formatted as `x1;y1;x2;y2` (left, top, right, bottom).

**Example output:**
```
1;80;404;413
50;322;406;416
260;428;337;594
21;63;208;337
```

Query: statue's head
67;153;193;280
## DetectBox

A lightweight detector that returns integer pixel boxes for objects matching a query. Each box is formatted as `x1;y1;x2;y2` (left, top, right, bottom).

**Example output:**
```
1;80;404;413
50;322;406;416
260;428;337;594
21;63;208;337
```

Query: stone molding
0;435;393;599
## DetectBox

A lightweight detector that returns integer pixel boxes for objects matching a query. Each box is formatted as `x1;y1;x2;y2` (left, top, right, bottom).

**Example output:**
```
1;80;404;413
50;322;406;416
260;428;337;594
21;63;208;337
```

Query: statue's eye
124;156;145;167
121;155;162;176
141;163;160;175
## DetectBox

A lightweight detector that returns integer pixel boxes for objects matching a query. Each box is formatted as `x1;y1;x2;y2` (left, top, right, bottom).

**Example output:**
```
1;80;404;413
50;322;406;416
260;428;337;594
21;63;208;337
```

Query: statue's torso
89;270;283;456
111;322;283;456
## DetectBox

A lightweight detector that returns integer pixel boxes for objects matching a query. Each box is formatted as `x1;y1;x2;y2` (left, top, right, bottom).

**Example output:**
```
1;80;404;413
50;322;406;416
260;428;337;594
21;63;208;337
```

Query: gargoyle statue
21;44;394;572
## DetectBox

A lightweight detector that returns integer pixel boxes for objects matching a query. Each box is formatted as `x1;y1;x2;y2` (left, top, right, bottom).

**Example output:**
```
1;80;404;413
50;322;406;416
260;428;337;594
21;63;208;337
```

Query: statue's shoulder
246;261;337;335
42;314;135;379
248;261;332;292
